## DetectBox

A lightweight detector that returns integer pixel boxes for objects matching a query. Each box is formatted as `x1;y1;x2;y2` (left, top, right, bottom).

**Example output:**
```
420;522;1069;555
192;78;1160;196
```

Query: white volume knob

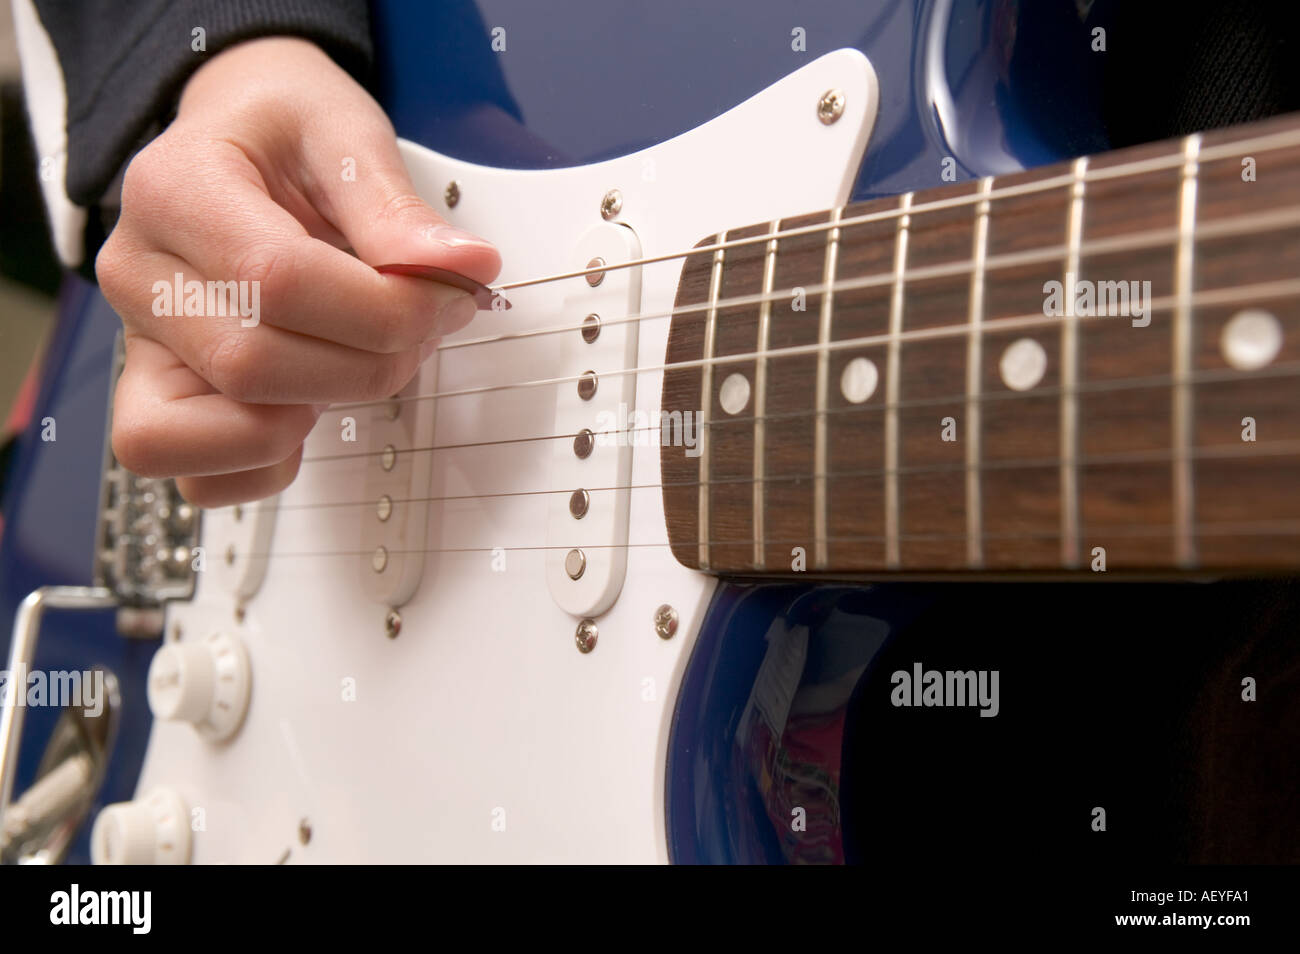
147;632;251;741
91;787;191;865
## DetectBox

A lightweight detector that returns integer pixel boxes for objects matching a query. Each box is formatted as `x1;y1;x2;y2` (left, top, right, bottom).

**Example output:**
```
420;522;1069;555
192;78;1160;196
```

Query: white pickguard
135;49;878;863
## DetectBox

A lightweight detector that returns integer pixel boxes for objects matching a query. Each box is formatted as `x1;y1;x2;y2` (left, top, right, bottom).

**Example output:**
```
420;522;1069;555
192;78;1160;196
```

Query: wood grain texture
661;113;1300;576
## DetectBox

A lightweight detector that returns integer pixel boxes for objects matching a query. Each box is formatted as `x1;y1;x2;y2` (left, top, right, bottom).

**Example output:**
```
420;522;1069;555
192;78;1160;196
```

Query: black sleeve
33;0;372;209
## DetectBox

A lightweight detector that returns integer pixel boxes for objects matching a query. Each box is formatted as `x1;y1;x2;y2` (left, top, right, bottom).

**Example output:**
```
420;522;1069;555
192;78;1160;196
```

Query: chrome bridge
1;333;199;862
95;333;201;632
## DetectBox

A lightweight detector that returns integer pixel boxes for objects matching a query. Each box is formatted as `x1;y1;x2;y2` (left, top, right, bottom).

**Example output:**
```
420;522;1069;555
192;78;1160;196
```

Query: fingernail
437;295;478;334
426;224;496;251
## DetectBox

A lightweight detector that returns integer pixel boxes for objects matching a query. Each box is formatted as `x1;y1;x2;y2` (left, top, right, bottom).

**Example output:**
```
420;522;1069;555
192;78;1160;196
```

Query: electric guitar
3;0;1298;864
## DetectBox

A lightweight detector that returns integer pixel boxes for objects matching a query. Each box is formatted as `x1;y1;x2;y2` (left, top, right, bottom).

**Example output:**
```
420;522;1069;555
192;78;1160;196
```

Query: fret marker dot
719;373;750;415
999;338;1047;391
840;357;878;403
1221;309;1282;371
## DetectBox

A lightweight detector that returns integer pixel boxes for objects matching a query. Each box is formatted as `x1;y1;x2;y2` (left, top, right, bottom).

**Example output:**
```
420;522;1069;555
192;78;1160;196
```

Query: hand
96;37;501;506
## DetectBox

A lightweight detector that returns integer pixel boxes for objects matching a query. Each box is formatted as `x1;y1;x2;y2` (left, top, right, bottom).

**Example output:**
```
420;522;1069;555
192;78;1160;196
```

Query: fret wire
337;204;1300;412
304;359;1300;467
1061;156;1088;568
812;208;842;570
966;179;993;568
1173;134;1202;568
752;221;780;570
696;234;727;571
885;193;912;569
286;437;1300;513
490;122;1300;293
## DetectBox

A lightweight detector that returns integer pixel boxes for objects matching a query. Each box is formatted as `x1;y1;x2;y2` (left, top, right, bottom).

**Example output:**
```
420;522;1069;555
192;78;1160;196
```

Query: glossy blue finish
372;0;1086;201
666;583;929;864
3;0;1102;863
0;278;155;864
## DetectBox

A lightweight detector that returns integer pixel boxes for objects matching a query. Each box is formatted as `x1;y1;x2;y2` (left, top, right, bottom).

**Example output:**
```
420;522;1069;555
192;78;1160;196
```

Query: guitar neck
660;112;1300;575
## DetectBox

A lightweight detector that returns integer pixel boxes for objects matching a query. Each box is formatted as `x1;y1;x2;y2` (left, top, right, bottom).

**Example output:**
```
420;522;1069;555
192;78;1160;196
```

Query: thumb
310;122;501;284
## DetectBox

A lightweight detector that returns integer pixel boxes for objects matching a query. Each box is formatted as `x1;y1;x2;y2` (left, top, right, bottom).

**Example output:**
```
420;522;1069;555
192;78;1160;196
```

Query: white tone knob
91;787;191;865
147;631;251;741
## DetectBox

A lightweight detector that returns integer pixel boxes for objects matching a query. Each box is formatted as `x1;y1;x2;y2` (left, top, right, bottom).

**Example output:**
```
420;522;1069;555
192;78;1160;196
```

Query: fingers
112;334;319;477
293;108;503;285
111;139;479;353
100;247;438;404
95;36;505;505
175;451;303;508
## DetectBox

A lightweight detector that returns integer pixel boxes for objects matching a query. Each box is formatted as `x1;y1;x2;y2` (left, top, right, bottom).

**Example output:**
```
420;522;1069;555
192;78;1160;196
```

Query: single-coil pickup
360;362;437;607
546;223;642;618
206;497;277;602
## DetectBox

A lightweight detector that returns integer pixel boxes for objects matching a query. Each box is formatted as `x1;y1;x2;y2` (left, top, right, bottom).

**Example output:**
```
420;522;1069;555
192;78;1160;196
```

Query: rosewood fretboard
660;112;1300;575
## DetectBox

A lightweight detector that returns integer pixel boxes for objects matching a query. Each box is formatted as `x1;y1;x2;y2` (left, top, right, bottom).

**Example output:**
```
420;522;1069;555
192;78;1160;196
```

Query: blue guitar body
3;0;1295;864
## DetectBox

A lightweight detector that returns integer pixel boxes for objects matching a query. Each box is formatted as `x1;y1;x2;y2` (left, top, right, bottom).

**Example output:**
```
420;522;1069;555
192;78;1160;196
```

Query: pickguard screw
585;257;606;287
371;546;388;573
573;428;595;459
298;819;312;845
577;371;598;401
817;88;846;125
654;604;678;640
575;618;598;653
445;181;460;208
600;189;622;220
581;313;601;343
385;609;402;639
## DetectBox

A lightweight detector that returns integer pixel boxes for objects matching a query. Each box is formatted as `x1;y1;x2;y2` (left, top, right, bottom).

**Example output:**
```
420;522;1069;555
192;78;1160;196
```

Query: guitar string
278;438;1300;515
257;324;1300;554
332;219;1300;413
245;519;1300;562
303;277;1300;452
435;202;1300;357
483;123;1300;294
299;359;1300;468
218;128;1300;561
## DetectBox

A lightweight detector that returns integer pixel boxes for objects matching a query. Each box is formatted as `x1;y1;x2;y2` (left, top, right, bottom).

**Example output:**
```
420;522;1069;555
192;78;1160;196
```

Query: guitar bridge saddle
94;334;200;629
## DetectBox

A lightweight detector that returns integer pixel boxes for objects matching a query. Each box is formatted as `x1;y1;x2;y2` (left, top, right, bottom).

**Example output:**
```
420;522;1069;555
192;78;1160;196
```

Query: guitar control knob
91;787;191;865
147;632;251;741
